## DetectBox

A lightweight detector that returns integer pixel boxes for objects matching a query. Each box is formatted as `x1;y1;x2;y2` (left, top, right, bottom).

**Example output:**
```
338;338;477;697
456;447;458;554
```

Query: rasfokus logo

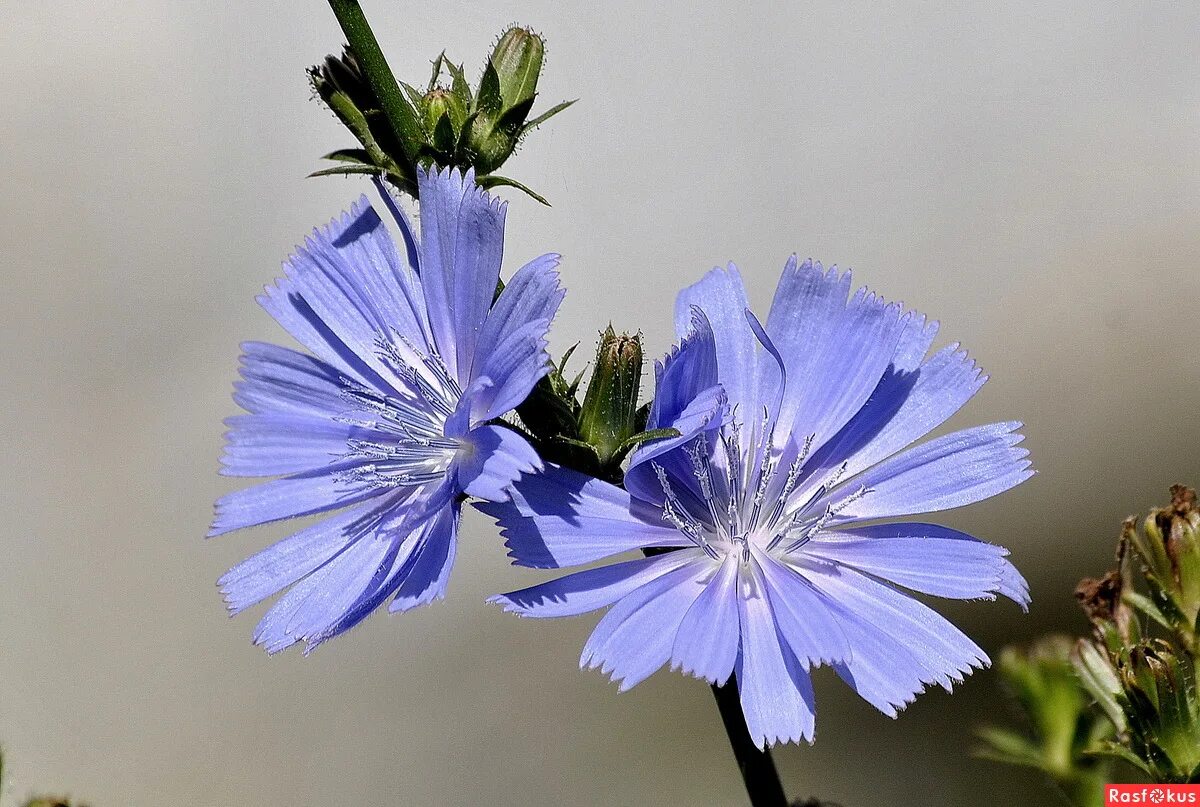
1106;785;1200;804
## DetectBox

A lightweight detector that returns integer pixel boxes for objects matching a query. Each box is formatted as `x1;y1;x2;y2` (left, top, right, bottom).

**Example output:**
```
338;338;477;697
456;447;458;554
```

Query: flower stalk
325;0;422;162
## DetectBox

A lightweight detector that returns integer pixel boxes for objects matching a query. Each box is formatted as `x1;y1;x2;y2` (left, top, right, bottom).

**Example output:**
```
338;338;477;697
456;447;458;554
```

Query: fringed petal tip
752;727;816;749
418;165;508;218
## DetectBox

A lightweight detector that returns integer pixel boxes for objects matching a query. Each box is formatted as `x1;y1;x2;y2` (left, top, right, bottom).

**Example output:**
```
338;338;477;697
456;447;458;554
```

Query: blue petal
755;550;851;670
248;501;459;654
416;167;506;383
490;549;705;618
209;467;389;537
803;524;1029;608
649;306;721;431
736;561;817;746
454;424;541;503
232;342;348;417
624;385;726;510
819;422;1033;522
370;175;420;273
798;560;989;716
258;199;428;392
765;262;908;454
674;264;760;415
765;259;852;367
670;552;741;685
580;558;711;691
477;465;687;569
626;309;726;507
388;502;459;613
797;341;987;496
218;492;405;614
220;413;354;478
463;319;555;423
250;511;420;654
466;253;564;416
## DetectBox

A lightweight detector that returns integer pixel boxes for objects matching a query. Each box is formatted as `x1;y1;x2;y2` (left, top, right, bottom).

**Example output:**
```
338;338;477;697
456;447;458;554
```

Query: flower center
653;410;872;561
332;333;465;490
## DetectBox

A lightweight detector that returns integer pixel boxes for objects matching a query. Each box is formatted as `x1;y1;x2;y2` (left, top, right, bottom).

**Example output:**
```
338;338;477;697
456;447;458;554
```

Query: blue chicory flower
483;260;1032;747
210;167;564;653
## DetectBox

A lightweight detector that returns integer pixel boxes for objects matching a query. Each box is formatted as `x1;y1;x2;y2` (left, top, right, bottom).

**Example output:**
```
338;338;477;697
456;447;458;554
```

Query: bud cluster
1071;486;1200;784
309;27;574;203
982;487;1200;801
515;327;679;483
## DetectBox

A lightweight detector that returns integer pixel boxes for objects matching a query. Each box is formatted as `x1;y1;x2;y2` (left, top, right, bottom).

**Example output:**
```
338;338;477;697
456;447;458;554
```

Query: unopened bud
578;327;643;465
489;27;545;112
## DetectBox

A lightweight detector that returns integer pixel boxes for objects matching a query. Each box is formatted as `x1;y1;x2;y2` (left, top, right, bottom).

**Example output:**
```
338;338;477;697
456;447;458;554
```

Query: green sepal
432;113;457;155
522;98;577;132
616;428;680;454
578;328;643;466
489;27;545;111
400;81;427;111
321;148;375;164
476;61;503;114
495;96;536;136
308;164;385;178
445;60;473;107
477;174;551;206
426;51;446;93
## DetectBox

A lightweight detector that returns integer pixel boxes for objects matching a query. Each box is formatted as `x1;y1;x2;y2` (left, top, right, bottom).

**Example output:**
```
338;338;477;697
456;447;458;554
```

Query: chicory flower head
484;260;1032;747
210;167;563;653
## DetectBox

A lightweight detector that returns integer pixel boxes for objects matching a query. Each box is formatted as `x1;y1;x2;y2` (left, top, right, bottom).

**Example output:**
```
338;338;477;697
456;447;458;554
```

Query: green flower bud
421;87;467;133
578;327;643;467
489;27;544;113
1117;642;1200;782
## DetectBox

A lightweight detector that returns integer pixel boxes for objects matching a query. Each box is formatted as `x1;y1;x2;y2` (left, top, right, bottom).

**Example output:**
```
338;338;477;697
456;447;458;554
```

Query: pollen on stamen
653;462;720;560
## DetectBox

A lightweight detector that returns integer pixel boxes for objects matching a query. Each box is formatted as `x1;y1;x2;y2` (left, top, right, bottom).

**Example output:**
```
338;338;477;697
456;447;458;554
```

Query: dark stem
711;677;789;807
326;0;423;160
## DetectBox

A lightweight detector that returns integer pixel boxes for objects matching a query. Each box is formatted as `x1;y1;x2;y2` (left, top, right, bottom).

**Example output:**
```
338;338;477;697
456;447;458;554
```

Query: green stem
326;0;423;161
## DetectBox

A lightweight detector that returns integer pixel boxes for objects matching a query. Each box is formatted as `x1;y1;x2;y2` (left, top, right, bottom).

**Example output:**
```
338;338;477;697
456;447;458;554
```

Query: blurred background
1;1;1198;804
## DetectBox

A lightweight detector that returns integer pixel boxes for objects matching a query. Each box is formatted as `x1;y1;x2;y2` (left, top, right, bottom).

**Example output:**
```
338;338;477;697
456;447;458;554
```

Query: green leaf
477;174;550;206
522;98;577;132
1088;742;1157;779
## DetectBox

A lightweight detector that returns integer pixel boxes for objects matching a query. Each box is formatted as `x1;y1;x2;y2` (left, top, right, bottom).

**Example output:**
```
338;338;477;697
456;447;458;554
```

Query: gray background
2;1;1198;805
